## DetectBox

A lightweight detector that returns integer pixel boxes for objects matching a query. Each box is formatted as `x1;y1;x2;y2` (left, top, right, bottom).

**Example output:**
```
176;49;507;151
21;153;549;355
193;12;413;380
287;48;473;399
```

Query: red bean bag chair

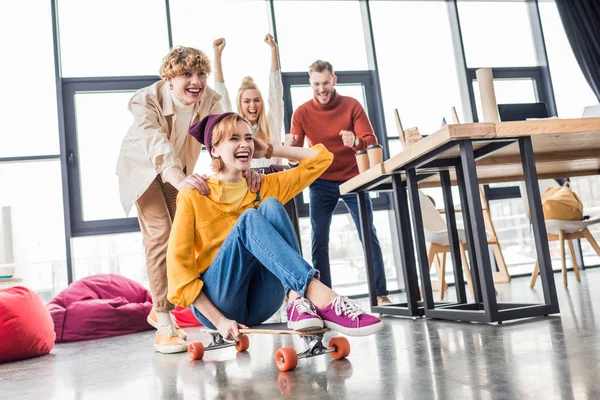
0;286;55;363
47;274;153;342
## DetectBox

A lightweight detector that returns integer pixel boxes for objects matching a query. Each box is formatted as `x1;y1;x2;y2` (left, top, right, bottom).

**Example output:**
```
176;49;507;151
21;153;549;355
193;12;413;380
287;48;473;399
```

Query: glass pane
274;0;368;71
298;210;399;296
370;1;465;138
539;2;598;118
570;176;600;267
74;91;138;220
72;232;147;287
0;1;59;157
488;197;569;275
58;0;169;77
458;1;537;67
170;0;271;100
0;161;67;302
473;78;537;121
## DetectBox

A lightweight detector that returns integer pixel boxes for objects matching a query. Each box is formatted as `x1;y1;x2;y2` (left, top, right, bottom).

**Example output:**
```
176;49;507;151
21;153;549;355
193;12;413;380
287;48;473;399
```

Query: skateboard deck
200;322;329;336
189;323;350;371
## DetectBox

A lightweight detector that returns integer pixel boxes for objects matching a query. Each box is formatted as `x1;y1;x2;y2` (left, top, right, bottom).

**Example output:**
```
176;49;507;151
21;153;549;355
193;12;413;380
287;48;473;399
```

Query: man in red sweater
287;60;390;305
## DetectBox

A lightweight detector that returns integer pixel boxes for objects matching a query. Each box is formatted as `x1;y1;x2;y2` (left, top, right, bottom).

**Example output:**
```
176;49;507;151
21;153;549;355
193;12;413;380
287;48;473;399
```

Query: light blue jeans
190;198;318;329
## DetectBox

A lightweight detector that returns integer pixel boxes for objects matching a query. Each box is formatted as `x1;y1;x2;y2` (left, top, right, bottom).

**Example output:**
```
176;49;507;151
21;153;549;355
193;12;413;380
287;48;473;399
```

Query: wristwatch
353;135;359;147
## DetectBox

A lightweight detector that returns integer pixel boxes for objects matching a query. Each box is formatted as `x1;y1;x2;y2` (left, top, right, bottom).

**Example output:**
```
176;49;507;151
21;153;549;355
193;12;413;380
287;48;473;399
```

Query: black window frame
63;76;159;237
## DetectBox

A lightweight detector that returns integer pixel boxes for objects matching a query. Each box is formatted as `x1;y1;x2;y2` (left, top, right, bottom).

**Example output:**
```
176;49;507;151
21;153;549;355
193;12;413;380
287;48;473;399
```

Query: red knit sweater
290;91;378;182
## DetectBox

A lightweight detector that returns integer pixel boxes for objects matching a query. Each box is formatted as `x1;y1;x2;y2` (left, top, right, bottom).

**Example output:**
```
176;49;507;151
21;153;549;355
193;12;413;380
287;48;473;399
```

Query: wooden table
341;118;600;322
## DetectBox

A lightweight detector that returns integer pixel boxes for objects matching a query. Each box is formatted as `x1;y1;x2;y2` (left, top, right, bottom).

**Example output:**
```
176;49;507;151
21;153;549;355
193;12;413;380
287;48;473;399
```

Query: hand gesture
244;169;263;193
264;33;277;48
284;133;299;147
175;173;210;196
216;318;247;342
252;137;269;158
213;38;226;53
339;130;356;148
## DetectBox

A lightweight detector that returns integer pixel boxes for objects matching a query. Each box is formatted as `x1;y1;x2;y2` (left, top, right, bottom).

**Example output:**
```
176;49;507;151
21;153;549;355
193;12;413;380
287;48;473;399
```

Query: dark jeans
309;178;388;296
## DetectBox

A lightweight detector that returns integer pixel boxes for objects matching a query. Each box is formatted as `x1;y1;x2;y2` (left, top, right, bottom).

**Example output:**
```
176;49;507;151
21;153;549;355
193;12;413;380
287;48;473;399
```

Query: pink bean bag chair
47;274;153;342
0;286;55;363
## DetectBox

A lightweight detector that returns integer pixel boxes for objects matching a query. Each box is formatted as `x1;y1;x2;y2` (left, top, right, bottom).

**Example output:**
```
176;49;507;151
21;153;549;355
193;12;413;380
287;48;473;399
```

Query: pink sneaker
287;297;323;331
315;296;384;337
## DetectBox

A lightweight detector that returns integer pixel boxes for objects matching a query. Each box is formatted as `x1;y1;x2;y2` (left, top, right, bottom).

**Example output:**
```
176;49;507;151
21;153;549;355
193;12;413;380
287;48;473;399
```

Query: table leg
518;137;560;312
459;140;499;321
440;170;467;304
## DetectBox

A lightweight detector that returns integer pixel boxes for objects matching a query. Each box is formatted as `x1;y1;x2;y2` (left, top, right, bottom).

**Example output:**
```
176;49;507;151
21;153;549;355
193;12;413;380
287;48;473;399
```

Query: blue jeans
309;178;388;296
190;198;318;329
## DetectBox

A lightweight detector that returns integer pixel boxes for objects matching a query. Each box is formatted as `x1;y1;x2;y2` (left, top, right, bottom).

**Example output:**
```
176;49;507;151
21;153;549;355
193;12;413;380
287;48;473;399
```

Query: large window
370;1;464;142
72;233;147;287
274;0;368;72
0;1;59;158
170;0;271;97
58;0;169;77
0;161;67;301
538;2;598;118
458;0;537;68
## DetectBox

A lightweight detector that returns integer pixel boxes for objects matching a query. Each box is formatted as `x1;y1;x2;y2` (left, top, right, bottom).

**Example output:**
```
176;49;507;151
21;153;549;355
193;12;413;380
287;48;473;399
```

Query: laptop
497;103;549;122
582;104;600;118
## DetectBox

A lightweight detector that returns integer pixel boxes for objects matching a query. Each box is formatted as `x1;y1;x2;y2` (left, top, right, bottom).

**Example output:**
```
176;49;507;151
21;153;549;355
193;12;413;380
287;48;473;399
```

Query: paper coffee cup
366;144;383;167
355;150;370;173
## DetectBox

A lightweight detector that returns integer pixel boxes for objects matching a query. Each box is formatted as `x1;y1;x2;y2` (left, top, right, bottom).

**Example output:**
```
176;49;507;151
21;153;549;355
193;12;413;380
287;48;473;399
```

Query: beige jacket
116;80;223;215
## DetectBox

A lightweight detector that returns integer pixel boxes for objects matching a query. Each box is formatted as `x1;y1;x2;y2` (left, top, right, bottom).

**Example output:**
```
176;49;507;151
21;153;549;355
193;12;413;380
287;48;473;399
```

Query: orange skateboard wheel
274;347;298;372
328;337;350;360
235;334;250;352
188;342;204;360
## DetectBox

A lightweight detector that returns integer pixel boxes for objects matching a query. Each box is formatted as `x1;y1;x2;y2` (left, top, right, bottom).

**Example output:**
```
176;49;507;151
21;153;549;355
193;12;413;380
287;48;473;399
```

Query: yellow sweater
167;144;334;307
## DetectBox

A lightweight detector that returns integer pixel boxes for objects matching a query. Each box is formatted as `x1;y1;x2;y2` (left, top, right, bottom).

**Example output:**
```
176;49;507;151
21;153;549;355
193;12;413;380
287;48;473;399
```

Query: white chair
519;180;600;288
419;191;473;300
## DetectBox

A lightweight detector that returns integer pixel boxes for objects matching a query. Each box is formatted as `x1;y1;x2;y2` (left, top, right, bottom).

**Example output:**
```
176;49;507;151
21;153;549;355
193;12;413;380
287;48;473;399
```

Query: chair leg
560;230;567;288
459;242;474;298
491;243;511;283
440;252;447;300
423;245;436;297
530;261;539;289
567;239;581;283
582;228;600;257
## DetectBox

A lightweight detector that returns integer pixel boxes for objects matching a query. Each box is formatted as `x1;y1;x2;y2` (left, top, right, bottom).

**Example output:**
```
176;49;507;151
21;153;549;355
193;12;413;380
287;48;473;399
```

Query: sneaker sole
147;315;187;340
287;319;324;331
322;320;384;337
153;343;188;354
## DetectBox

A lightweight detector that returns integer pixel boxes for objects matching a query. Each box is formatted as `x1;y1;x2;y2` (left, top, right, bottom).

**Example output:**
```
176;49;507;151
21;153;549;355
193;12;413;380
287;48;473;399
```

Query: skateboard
188;323;350;372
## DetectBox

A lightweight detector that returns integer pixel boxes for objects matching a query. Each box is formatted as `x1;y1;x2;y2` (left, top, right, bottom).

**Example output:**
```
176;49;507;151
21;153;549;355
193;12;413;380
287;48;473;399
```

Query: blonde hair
236;77;270;144
309;60;334;75
211;113;252;173
159;46;211;79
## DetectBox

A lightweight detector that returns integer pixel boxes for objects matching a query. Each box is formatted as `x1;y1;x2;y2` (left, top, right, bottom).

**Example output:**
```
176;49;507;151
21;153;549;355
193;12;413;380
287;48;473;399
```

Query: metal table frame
355;135;560;322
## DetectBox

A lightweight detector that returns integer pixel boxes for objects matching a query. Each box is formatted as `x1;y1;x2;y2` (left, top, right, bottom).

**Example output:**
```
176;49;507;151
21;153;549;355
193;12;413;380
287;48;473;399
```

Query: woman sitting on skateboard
167;112;383;341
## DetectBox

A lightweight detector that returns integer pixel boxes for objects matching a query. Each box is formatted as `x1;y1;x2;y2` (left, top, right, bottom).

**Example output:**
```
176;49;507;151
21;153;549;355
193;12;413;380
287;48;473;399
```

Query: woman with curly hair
116;46;262;354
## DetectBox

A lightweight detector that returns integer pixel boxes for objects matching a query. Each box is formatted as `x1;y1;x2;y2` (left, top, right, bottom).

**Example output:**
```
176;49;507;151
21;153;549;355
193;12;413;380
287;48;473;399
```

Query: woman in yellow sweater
167;112;383;341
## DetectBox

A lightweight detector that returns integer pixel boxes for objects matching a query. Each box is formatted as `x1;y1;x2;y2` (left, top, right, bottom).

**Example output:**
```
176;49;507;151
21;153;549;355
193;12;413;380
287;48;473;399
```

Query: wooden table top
340;118;600;194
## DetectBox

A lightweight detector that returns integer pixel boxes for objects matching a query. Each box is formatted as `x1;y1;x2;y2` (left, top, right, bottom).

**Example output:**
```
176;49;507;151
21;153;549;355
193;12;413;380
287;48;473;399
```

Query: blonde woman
212;34;284;170
116;46;262;354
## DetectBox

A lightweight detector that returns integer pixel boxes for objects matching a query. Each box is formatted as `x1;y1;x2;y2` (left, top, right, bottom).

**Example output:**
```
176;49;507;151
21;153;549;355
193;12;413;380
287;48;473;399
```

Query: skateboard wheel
328;337;350;360
188;342;204;360
235;334;250;352
274;347;298;372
